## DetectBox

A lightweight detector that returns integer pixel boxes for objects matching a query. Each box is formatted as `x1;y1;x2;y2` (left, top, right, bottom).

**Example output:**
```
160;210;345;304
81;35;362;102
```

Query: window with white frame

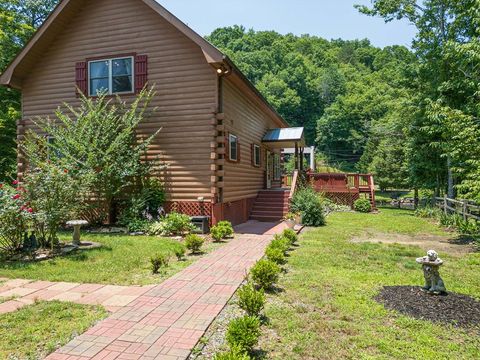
89;57;133;96
229;134;239;161
253;144;261;167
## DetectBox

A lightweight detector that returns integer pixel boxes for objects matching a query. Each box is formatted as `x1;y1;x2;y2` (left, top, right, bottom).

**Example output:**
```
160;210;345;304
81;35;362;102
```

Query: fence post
463;201;467;221
444;195;447;215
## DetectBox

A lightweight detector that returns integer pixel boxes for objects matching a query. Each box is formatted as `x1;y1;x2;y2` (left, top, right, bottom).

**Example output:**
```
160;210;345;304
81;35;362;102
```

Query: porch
248;127;305;222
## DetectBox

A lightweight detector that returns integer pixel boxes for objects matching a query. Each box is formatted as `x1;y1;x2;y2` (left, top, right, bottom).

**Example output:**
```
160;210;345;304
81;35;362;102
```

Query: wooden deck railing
282;174;293;188
289;170;299;200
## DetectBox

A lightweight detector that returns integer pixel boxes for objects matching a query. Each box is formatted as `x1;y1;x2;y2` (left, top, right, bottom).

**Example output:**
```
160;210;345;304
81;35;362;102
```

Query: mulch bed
375;286;480;329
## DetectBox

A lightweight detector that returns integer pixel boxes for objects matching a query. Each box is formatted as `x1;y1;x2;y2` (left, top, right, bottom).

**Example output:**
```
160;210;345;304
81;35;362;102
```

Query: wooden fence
434;197;480;221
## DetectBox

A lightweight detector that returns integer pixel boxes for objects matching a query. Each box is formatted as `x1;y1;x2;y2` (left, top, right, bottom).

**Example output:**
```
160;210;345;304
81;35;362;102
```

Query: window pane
255;146;260;165
112;75;133;93
89;61;109;78
230;136;238;161
112;58;132;76
90;78;109;95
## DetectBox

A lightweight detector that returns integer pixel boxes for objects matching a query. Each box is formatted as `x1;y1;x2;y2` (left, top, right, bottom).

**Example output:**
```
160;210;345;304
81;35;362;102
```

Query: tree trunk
414;188;419;209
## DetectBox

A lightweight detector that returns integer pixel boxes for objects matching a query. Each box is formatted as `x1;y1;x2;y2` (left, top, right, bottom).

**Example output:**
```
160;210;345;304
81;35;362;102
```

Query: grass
0;300;107;359
260;208;480;359
0;233;221;285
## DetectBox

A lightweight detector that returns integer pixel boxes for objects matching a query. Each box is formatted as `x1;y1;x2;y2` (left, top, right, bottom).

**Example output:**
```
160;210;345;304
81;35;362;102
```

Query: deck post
299;147;304;173
310;146;315;171
294;143;299;170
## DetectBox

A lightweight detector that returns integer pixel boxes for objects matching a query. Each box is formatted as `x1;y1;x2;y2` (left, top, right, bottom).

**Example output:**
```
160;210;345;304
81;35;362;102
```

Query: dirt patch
351;232;476;255
376;286;480;329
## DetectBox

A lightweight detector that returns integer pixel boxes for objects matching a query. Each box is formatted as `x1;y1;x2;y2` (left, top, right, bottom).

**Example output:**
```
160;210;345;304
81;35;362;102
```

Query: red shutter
75;62;87;96
135;55;148;93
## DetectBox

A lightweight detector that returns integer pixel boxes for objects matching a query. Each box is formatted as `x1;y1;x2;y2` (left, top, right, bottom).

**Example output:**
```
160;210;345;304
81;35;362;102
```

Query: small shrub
282;228;298;245
414;206;439;218
265;246;286;264
237;282;265;316
124;218;150;233
354;198;372;213
148;212;195;236
226;315;261;352
118;180;166;232
439;212;454;227
457;218;479;235
210;225;226;242
214;345;251;360
290;187;326;227
217;220;234;238
150;254;169;274
270;235;290;254
174;245;186;260
185;234;204;254
250;259;280;290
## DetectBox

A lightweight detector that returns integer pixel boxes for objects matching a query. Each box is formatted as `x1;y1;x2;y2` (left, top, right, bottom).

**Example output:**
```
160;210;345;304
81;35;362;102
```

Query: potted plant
283;212;298;229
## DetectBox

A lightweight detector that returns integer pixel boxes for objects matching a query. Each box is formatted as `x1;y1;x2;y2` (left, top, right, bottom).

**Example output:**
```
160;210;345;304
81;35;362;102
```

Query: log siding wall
20;0;218;202
222;79;281;203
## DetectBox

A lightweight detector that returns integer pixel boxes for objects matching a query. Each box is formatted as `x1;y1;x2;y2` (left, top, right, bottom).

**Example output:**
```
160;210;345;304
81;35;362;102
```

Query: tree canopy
2;0;480;201
0;0;59;181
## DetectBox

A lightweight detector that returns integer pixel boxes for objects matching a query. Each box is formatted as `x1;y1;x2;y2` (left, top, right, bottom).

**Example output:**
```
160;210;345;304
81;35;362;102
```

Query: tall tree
357;0;480;197
0;0;58;181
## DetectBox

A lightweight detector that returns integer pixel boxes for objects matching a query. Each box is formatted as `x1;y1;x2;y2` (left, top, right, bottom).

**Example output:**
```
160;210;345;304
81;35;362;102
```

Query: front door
266;151;273;189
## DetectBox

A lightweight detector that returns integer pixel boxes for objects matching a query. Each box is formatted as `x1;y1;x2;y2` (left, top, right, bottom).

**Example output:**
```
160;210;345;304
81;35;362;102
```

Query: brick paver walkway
45;233;272;359
0;279;156;315
0;222;284;360
0;222;285;359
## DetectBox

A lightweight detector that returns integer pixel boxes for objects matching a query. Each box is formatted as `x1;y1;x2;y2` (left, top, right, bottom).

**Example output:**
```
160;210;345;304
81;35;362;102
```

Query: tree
357;0;480;197
21;89;161;224
0;0;58;181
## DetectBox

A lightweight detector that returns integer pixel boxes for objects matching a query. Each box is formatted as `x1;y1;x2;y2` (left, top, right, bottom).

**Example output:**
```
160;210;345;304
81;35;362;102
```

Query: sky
158;0;417;48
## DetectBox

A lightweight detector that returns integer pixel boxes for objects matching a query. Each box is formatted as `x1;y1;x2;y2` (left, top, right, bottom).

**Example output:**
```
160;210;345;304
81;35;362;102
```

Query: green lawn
260;209;480;359
0;300;107;359
0;233;218;285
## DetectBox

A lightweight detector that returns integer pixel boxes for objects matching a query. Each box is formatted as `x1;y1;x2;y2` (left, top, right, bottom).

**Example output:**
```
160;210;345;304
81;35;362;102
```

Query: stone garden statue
416;250;447;295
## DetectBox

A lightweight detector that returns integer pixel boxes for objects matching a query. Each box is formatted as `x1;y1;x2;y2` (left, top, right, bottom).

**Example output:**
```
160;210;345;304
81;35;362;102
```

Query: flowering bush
23;162;90;249
0;182;34;255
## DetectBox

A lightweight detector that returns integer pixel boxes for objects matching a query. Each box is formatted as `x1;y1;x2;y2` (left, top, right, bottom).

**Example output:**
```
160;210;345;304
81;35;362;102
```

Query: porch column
299;147;304;172
294;143;299;170
310;146;316;171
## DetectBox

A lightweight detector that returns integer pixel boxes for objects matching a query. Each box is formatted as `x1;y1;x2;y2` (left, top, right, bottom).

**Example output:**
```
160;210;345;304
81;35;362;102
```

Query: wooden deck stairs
250;189;290;222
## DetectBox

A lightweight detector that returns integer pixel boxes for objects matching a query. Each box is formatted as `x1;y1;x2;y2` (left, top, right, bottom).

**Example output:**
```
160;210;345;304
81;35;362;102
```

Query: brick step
250;215;284;222
253;199;288;206
252;205;289;212
250;211;288;218
257;192;290;196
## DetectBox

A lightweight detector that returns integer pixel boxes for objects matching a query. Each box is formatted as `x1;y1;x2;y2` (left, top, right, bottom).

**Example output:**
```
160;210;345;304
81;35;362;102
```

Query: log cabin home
0;0;306;225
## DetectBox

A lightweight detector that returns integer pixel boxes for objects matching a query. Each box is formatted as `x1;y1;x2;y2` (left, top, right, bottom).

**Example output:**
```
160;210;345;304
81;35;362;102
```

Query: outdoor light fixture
216;65;230;75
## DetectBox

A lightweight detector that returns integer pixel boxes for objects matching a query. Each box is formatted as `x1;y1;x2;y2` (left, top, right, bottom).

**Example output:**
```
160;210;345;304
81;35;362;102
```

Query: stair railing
289;170;299;201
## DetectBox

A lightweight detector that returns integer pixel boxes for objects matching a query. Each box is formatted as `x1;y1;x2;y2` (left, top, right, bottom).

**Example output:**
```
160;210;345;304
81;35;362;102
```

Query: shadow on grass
266;285;284;295
251;349;268;360
0;245;114;269
449;234;478;245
